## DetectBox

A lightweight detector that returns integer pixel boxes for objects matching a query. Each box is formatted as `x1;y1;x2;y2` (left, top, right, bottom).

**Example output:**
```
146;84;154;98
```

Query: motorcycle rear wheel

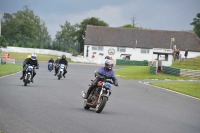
96;96;108;113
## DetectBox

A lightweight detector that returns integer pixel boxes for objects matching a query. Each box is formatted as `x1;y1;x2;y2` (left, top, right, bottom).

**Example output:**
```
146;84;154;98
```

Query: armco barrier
1;46;72;58
180;69;200;78
162;66;180;76
116;59;148;66
150;66;157;74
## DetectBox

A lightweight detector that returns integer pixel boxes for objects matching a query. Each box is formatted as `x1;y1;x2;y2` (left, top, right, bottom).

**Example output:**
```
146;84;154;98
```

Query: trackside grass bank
115;66;190;80
149;82;200;99
0;52;71;62
0;64;22;77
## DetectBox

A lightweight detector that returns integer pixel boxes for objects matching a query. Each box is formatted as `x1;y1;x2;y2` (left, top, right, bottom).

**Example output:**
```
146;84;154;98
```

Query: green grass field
115;66;190;80
0;52;71;62
149;82;200;99
0;64;22;77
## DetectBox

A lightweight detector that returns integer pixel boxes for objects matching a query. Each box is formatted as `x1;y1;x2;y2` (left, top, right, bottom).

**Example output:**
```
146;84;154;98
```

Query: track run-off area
0;62;200;133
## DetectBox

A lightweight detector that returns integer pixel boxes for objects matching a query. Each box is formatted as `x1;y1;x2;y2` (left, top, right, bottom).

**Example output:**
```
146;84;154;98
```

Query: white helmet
105;59;114;70
58;57;60;59
31;53;37;60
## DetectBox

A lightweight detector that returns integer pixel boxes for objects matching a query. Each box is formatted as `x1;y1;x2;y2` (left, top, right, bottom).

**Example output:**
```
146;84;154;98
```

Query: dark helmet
105;59;114;70
62;54;66;59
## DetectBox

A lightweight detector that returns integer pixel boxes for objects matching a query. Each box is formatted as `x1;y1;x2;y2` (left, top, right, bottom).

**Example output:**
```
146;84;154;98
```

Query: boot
31;78;33;83
20;75;24;80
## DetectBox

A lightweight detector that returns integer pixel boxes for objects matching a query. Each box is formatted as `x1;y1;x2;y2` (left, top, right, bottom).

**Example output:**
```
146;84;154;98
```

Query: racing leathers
48;59;54;70
54;59;60;75
84;66;118;99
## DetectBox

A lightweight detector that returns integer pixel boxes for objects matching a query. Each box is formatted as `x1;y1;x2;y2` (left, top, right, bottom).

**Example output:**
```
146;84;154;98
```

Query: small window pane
98;46;103;51
141;49;146;53
92;46;97;50
120;48;126;52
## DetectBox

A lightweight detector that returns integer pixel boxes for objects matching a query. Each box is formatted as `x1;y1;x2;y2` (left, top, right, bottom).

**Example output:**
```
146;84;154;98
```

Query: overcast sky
0;0;200;39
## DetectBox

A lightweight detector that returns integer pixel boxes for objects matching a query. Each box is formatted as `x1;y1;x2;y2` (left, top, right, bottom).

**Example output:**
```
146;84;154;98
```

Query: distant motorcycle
57;64;65;80
23;65;37;86
82;77;113;113
48;63;53;72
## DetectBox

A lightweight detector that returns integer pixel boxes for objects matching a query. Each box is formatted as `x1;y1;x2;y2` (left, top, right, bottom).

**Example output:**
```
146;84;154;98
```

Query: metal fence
162;66;200;78
177;58;200;66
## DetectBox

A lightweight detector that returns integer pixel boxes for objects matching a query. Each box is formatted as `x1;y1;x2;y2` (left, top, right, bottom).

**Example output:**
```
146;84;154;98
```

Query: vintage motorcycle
81;77;113;113
57;64;65;80
23;65;37;86
48;62;53;72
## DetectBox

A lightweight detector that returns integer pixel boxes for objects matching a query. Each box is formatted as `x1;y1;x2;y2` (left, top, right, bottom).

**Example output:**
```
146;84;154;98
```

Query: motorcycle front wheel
24;74;29;86
96;96;108;113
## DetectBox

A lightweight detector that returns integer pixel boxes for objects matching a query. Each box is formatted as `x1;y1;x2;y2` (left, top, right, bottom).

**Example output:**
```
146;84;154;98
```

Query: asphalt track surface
0;62;200;133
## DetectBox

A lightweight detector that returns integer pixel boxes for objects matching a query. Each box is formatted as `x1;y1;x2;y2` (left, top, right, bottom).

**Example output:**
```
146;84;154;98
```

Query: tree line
0;6;199;54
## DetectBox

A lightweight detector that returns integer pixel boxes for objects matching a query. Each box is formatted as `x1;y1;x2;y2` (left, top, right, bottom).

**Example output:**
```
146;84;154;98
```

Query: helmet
62;54;66;59
27;55;31;58
31;53;37;60
57;57;60;59
105;59;114;70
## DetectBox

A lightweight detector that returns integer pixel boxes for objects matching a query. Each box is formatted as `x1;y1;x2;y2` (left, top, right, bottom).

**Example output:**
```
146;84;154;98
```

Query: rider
20;53;39;83
48;58;54;70
23;55;31;69
58;54;68;78
82;59;118;99
54;57;60;76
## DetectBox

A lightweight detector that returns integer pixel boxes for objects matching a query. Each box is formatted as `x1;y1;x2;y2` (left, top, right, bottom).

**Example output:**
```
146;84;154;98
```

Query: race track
0;62;200;133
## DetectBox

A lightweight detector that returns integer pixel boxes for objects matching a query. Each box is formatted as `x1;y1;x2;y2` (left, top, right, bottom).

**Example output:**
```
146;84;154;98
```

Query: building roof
84;25;200;52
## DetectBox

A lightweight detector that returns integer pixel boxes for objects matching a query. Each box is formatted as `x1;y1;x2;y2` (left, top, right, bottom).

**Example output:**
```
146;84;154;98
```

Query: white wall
1;46;72;58
179;50;200;59
84;45;169;61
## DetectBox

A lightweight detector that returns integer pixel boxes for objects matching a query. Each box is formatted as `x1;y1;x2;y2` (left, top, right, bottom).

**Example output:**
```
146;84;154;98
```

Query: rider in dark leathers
82;59;118;99
48;58;54;70
58;54;68;78
20;53;39;83
54;57;60;76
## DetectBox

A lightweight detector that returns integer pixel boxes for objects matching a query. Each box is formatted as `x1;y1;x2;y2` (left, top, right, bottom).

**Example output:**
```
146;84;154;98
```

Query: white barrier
71;56;116;65
2;46;117;65
1;46;72;58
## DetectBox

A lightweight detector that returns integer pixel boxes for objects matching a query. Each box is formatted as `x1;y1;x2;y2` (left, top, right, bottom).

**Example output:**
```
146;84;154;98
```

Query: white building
84;25;200;65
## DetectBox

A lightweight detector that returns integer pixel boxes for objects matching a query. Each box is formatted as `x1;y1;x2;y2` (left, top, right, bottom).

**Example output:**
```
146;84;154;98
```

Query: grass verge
149;82;200;99
0;130;4;133
0;52;71;62
0;64;22;77
115;66;191;80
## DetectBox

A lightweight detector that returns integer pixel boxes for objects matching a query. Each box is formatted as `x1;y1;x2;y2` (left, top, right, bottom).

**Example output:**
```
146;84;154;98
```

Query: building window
92;46;103;51
141;49;150;54
117;47;126;52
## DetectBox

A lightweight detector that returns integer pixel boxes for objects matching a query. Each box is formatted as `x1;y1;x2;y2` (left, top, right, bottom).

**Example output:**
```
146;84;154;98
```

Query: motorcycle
48;62;53;72
57;64;65;80
81;77;113;113
23;65;36;86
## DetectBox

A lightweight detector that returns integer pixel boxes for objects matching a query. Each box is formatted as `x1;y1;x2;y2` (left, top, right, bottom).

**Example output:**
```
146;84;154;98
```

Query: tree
121;24;134;28
0;35;8;47
76;17;108;53
53;21;77;53
1;6;52;48
191;13;200;38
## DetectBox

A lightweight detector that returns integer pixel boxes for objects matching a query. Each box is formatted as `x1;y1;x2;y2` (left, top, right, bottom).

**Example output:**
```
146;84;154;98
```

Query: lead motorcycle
23;64;37;86
81;75;113;113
